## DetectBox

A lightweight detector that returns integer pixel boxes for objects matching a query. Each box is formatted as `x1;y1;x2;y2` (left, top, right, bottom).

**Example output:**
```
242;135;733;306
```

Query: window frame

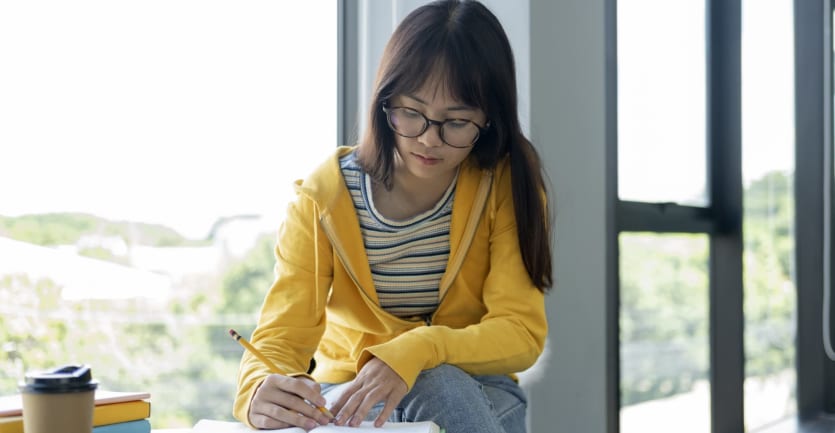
609;0;835;431
608;0;746;431
795;0;834;420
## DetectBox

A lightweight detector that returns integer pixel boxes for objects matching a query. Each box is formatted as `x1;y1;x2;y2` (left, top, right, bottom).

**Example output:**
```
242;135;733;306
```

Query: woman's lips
413;153;441;165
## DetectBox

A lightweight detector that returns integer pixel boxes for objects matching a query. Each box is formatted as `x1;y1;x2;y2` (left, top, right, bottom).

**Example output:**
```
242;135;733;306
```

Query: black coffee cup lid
21;365;99;393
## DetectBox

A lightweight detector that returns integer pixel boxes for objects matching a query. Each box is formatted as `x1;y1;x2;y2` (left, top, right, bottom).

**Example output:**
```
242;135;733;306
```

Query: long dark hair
355;0;552;292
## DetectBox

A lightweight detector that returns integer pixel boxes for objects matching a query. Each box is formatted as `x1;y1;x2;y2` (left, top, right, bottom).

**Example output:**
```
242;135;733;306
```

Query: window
615;0;798;431
619;233;710;432
617;0;707;207
0;1;337;428
617;0;798;432
616;2;716;432
741;0;796;429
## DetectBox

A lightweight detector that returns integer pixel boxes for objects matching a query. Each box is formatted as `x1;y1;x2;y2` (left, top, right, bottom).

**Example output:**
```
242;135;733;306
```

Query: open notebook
192;419;442;433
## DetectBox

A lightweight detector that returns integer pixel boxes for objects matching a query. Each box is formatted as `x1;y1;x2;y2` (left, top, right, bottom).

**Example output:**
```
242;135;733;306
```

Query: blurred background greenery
0;170;795;427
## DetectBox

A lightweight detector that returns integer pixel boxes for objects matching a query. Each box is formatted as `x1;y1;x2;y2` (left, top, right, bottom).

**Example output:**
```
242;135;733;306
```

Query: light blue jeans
321;364;527;433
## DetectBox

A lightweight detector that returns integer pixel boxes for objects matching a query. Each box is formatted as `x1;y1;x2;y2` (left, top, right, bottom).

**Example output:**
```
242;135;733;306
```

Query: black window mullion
707;0;744;432
617;201;714;233
794;0;829;420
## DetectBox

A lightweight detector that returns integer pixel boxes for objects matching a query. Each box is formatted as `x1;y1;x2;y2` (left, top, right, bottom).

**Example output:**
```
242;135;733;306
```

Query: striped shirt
340;153;455;319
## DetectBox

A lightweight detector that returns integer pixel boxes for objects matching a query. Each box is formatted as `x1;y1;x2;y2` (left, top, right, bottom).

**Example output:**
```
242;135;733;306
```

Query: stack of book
0;390;151;433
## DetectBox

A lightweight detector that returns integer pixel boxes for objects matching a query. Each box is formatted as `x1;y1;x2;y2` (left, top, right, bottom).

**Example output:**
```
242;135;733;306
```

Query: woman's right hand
248;374;333;430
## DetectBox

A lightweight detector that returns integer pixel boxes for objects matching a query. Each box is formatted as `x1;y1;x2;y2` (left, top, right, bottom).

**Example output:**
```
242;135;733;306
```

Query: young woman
233;1;552;432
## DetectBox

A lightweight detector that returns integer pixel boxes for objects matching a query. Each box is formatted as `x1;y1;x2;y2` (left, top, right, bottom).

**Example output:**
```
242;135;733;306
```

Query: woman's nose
418;122;445;148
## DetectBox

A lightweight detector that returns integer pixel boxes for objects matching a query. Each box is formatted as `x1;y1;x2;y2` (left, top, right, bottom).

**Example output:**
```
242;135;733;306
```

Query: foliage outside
0;217;272;428
619;171;796;407
0;170;796;426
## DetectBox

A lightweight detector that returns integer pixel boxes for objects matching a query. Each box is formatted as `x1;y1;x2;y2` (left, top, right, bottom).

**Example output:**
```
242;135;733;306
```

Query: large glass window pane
741;0;797;430
617;1;708;206
0;1;336;428
619;233;710;433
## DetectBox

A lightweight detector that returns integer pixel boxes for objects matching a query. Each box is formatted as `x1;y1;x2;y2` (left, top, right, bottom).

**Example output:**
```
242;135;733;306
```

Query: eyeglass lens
387;107;479;148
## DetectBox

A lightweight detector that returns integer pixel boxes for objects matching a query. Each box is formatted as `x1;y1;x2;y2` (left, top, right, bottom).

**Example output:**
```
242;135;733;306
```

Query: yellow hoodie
233;146;547;425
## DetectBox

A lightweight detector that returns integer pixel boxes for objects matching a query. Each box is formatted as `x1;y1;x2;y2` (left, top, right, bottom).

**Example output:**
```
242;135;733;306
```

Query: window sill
757;414;835;433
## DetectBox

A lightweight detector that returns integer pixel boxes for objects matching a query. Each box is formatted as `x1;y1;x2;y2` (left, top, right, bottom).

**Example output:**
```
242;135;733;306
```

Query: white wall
529;0;610;431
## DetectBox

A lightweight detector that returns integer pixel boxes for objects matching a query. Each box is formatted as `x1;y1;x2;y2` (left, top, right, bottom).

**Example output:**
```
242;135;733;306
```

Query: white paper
192;419;440;433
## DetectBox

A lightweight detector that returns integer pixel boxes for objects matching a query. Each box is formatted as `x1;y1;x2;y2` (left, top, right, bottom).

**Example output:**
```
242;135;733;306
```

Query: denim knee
398;364;526;433
475;374;528;433
324;365;528;433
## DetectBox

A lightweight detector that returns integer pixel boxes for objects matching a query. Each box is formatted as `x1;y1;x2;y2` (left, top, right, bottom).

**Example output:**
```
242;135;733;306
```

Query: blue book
93;419;151;433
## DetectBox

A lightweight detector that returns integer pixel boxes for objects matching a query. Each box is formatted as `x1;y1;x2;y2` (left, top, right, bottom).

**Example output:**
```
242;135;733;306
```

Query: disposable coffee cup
19;364;99;433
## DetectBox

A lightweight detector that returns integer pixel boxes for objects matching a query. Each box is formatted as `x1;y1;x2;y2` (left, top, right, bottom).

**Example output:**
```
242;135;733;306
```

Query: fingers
334;383;384;427
248;374;332;430
250;405;320;431
375;398;400;428
328;381;362;425
331;358;408;427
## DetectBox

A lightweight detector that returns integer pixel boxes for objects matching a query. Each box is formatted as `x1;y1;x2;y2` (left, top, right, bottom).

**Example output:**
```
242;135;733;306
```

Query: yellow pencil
228;329;335;420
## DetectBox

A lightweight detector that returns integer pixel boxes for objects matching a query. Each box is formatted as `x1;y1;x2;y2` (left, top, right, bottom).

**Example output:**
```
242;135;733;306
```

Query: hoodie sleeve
232;189;333;427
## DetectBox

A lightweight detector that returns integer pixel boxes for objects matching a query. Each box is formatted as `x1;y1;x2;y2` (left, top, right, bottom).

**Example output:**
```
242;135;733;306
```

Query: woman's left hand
329;357;408;427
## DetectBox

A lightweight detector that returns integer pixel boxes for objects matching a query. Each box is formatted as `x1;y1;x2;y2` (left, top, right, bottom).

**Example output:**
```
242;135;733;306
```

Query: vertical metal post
338;0;360;147
707;0;745;431
605;0;620;432
794;0;828;419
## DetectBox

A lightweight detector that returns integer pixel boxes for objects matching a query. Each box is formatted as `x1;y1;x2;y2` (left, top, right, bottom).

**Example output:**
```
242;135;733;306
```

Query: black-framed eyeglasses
382;104;490;148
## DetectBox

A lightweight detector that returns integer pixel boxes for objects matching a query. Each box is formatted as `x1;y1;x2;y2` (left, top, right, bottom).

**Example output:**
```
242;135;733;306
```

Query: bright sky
0;0;798;238
0;1;336;239
617;0;795;206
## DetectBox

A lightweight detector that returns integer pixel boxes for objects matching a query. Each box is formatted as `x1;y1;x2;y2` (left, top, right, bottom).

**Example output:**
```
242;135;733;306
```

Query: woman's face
389;79;487;185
